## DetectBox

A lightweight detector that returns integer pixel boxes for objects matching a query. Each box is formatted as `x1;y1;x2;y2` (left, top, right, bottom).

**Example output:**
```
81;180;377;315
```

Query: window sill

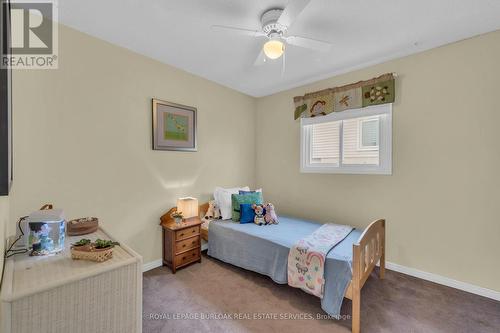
300;166;392;175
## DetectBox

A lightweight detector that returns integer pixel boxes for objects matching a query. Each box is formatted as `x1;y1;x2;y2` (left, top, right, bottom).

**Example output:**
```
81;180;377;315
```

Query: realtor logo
1;0;58;69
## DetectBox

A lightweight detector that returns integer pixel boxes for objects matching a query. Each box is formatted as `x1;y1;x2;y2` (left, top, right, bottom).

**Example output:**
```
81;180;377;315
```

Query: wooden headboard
199;202;209;218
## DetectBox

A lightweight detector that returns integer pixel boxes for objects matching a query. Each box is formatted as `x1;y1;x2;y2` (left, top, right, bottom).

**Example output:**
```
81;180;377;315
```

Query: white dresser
1;227;142;333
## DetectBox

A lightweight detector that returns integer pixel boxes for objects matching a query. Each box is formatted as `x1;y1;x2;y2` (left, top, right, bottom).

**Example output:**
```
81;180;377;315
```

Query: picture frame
1;0;13;195
152;99;197;152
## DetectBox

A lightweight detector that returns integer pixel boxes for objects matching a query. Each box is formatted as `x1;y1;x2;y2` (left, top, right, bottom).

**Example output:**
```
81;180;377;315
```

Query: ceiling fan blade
253;49;267;66
285;35;332;52
277;0;311;28
211;25;266;37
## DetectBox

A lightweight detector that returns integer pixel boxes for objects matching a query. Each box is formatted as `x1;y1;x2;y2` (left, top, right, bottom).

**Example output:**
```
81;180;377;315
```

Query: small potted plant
72;238;91;250
170;210;184;224
94;238;119;249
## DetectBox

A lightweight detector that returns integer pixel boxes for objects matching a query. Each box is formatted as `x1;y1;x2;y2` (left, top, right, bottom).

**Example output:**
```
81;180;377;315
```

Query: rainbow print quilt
287;224;353;298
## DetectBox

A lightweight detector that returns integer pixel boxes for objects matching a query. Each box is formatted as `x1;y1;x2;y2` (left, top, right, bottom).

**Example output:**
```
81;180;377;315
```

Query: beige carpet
143;253;500;333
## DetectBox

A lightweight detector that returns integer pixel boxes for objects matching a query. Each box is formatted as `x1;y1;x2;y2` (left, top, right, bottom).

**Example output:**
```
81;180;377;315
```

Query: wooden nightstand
160;211;202;273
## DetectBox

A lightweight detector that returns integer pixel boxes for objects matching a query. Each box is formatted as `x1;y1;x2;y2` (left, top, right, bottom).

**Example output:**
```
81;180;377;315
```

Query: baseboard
142;259;162;272
386;261;500;301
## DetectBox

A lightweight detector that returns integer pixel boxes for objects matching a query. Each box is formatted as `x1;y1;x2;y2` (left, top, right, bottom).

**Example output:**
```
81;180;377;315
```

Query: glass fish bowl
28;220;65;256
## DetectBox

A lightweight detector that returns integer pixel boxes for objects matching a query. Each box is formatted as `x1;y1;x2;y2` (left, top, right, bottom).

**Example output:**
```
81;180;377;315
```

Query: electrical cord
4;216;29;258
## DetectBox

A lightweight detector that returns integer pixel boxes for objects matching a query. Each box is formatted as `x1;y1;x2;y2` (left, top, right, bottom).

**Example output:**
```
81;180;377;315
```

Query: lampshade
176;197;198;219
263;39;284;59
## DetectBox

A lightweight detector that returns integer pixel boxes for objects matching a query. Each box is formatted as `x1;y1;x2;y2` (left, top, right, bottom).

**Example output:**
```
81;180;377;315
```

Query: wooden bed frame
198;202;385;333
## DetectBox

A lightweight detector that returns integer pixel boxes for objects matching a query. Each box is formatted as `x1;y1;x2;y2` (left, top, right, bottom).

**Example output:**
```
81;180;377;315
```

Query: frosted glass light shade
176;197;198;219
263;39;284;59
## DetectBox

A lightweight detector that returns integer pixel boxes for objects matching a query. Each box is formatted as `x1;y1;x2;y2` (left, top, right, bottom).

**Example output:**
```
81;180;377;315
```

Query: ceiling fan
211;0;332;73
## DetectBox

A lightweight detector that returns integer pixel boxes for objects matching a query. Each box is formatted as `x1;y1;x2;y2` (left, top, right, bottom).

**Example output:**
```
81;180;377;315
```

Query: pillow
214;186;250;220
239;203;255;224
238;188;262;195
231;192;263;222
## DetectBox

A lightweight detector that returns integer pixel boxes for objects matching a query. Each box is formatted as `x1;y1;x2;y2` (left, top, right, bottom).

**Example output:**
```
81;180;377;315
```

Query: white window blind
311;121;340;164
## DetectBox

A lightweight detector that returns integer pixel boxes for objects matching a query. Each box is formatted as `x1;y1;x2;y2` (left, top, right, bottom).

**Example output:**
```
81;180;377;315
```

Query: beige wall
256;30;500;292
0;196;8;278
9;24;255;264
7;21;500;293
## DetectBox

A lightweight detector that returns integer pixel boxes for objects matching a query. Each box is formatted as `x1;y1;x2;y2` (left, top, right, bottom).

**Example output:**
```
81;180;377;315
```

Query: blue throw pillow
239;189;262;195
239;190;255;195
239;204;255;224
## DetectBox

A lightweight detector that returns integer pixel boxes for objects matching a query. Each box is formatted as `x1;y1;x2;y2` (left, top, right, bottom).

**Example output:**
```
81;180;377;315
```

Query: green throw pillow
231;192;263;222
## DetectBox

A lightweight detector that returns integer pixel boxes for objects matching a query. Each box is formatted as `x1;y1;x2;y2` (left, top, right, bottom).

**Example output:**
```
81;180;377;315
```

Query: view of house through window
343;116;380;165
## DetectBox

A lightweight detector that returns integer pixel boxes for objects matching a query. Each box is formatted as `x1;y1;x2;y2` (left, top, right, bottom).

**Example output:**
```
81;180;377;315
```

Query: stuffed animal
204;200;221;220
264;203;279;224
251;204;266;226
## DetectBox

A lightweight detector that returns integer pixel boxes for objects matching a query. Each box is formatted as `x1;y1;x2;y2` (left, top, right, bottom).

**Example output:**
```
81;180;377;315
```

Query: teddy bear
264;203;279;224
251;204;266;226
203;200;221;222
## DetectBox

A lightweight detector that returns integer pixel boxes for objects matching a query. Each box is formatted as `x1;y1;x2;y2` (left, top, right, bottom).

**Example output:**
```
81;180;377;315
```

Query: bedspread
207;216;359;317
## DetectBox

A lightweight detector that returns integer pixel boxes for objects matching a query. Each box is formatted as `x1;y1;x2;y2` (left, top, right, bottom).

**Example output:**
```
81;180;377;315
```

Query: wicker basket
67;217;99;236
70;244;114;262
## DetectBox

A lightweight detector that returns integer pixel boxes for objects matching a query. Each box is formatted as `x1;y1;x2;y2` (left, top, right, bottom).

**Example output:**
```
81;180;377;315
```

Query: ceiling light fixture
263;38;284;59
211;2;333;68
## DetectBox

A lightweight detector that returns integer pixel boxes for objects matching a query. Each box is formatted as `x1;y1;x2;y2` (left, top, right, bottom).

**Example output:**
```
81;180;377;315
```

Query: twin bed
199;203;385;333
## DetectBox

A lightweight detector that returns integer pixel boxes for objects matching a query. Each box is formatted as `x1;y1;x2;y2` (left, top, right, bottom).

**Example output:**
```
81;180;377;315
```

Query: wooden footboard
345;219;386;333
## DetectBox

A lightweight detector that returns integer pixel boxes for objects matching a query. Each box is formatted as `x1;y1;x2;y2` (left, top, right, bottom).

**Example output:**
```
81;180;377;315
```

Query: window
301;104;392;174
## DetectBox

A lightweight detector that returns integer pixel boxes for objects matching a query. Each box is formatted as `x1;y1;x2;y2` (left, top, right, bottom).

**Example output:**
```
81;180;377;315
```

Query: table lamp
176;197;199;220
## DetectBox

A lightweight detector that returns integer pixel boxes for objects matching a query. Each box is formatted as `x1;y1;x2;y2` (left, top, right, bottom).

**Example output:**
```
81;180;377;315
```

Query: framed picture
1;0;13;195
152;99;197;152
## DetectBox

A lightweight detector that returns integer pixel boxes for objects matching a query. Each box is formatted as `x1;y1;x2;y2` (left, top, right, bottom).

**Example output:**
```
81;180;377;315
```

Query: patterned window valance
293;73;395;120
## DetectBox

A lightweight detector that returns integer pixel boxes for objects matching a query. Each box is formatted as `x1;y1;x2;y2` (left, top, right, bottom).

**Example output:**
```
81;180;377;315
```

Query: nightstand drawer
175;236;199;253
175;248;199;267
175;226;199;241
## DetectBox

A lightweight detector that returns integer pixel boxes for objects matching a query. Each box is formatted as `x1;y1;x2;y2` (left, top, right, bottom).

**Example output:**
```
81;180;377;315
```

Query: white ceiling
57;0;500;97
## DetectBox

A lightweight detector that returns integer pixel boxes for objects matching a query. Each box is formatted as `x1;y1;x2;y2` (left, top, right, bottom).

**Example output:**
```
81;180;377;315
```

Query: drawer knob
180;233;184;237
183;244;186;247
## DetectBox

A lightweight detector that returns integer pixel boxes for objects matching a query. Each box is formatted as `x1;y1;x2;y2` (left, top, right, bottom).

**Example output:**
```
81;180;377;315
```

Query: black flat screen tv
1;0;12;196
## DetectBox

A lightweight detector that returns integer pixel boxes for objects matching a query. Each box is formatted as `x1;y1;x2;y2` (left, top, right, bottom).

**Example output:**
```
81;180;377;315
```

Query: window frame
300;104;392;175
